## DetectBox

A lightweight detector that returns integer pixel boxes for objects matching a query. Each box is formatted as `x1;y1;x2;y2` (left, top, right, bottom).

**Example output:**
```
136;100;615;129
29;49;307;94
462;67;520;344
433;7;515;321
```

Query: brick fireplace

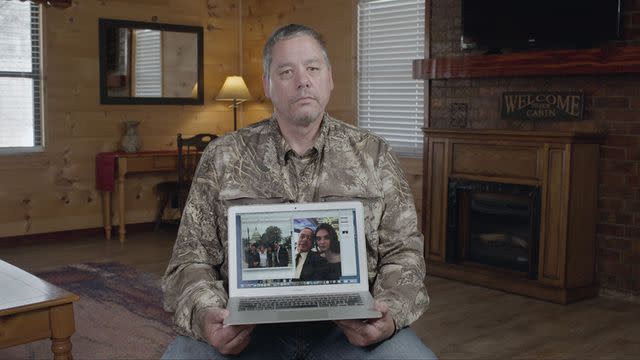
423;129;603;303
413;0;640;297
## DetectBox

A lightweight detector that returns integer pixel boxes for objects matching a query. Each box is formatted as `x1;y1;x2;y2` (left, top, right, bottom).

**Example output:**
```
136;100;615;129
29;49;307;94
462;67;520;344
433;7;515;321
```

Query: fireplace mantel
423;129;604;303
412;47;640;80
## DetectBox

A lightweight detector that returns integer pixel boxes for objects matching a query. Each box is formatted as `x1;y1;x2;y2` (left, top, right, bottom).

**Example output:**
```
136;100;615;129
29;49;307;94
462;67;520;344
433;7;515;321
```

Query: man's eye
280;69;292;76
308;67;319;72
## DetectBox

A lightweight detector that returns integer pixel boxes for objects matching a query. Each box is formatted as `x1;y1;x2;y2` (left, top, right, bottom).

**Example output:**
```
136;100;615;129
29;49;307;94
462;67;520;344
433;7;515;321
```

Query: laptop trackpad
278;309;328;321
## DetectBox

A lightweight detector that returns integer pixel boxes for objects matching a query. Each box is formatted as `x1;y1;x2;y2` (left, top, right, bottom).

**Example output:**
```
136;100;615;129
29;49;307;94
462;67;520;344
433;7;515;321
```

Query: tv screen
461;0;622;52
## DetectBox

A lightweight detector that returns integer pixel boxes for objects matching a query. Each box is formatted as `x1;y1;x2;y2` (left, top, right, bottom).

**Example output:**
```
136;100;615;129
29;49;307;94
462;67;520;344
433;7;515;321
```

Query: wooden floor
1;229;639;359
0;228;177;275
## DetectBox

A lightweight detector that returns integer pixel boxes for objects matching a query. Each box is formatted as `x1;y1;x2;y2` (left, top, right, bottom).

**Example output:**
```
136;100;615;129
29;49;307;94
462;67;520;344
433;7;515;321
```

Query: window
358;0;425;157
134;29;162;97
0;1;42;149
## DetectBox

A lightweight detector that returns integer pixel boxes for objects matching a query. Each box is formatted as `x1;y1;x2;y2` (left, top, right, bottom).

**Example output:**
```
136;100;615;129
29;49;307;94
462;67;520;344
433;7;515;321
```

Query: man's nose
296;71;311;88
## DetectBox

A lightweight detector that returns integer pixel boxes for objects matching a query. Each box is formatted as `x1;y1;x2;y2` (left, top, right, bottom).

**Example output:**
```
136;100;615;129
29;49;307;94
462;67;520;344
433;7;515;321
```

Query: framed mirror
99;18;204;105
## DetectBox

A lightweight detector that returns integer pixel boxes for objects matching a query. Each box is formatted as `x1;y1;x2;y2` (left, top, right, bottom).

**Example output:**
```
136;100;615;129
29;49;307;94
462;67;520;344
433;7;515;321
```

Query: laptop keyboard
238;293;364;311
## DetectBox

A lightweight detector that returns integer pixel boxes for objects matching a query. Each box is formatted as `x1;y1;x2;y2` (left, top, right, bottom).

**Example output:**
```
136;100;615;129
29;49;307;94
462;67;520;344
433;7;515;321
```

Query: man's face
297;228;313;252
263;35;334;127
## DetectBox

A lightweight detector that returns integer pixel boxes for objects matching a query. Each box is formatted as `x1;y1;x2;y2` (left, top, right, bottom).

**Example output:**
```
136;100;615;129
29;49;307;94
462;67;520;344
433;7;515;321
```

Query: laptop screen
233;207;362;289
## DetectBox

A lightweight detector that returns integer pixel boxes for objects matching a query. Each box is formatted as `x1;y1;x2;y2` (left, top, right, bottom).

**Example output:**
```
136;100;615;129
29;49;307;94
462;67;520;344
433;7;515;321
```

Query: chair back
176;133;217;212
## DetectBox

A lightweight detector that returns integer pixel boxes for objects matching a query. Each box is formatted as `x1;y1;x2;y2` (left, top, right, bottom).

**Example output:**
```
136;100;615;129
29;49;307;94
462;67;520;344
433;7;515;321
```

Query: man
245;243;259;268
294;227;327;280
273;241;289;267
161;23;435;359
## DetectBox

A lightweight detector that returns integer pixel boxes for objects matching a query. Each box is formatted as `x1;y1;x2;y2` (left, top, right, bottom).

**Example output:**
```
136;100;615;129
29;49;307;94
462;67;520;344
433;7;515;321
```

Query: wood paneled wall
0;0;423;238
0;0;239;237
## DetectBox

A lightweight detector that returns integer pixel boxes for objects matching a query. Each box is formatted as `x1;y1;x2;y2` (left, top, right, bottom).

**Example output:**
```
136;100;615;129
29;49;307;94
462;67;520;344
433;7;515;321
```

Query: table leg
102;191;112;240
117;175;126;243
50;303;75;360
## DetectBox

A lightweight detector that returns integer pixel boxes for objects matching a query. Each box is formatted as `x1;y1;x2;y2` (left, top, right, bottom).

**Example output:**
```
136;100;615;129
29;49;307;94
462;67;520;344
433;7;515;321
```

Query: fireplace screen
447;180;540;278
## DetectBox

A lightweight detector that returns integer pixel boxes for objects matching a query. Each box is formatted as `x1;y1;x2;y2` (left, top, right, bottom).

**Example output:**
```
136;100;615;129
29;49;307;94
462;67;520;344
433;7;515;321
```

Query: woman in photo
315;223;341;280
257;244;271;268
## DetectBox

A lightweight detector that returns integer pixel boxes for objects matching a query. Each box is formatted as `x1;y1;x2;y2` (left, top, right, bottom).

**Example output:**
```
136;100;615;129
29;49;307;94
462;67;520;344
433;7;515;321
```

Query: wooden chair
154;133;217;230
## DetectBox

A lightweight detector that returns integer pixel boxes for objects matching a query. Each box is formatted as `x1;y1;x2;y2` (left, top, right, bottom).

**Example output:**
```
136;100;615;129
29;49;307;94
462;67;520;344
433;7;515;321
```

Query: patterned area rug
0;262;175;359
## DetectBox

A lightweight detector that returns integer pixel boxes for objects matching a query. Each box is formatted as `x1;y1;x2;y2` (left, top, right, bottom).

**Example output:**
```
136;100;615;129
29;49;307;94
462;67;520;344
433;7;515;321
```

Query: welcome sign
501;92;584;121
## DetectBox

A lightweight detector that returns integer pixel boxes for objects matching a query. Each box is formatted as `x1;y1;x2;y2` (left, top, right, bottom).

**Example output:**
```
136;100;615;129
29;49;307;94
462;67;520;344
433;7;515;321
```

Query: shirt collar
270;113;330;164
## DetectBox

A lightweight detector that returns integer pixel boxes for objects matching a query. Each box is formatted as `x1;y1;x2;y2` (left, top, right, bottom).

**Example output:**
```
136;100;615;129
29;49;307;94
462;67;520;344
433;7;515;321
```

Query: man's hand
201;308;255;355
334;300;395;347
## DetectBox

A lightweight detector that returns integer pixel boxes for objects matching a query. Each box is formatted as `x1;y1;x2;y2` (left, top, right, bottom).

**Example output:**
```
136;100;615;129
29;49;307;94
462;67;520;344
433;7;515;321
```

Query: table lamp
215;76;252;131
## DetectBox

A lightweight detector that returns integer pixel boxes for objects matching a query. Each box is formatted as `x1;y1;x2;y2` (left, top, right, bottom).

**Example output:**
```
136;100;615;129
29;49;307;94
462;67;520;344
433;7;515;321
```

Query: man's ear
329;67;334;92
262;74;271;99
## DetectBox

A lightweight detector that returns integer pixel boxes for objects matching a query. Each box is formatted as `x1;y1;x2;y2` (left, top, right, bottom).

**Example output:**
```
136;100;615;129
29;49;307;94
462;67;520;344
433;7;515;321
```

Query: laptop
224;201;382;325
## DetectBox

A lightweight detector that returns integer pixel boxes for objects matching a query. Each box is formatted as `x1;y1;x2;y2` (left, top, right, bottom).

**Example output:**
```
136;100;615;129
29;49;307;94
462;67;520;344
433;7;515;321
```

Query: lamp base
233;101;238;131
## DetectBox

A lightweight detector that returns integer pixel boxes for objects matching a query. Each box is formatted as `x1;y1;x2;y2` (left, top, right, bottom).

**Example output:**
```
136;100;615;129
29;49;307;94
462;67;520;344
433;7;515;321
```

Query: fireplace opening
447;180;541;279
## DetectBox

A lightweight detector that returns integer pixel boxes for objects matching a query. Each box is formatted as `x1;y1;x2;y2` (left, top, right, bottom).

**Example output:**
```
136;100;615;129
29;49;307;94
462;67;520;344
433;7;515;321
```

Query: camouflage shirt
162;114;429;340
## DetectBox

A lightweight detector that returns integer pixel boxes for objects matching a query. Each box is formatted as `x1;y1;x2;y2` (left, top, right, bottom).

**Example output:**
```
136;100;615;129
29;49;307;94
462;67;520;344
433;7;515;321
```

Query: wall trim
0;222;162;247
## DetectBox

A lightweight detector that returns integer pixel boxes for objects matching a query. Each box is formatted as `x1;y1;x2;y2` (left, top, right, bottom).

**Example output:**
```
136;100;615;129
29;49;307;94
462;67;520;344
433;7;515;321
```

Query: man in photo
245;243;259;268
294;227;327;280
273;241;289;267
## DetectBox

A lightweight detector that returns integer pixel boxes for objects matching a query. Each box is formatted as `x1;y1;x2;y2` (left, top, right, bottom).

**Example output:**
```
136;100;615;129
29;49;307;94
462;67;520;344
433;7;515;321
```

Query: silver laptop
224;201;382;325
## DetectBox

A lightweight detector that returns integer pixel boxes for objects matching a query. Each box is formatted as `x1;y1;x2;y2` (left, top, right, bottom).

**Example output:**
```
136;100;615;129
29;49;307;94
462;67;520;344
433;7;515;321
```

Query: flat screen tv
461;0;622;52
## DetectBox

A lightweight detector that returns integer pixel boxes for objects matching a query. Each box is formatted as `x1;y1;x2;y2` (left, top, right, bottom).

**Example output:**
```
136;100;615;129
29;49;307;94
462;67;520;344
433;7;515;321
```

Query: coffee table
0;260;79;359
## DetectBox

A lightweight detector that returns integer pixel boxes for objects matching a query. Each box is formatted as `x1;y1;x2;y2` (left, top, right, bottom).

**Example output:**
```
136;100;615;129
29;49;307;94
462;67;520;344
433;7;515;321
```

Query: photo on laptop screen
233;207;361;289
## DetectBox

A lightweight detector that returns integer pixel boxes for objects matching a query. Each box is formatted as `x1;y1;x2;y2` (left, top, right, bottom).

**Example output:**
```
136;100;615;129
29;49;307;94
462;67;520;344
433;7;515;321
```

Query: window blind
0;1;42;148
358;0;425;157
134;29;162;97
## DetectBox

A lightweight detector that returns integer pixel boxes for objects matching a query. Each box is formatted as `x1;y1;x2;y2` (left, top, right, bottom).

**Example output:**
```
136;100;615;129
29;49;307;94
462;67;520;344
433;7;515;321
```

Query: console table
96;151;177;242
0;260;79;359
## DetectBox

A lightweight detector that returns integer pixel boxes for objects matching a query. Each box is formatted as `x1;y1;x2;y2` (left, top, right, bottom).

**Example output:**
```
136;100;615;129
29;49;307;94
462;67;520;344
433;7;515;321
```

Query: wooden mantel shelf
413;46;640;80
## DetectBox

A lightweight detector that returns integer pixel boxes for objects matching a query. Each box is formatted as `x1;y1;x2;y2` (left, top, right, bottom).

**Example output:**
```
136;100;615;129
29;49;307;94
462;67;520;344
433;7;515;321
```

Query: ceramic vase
120;121;142;153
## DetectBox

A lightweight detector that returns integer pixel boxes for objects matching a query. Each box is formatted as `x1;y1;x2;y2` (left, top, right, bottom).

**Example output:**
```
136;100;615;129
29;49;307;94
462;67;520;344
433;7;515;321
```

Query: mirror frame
98;18;204;105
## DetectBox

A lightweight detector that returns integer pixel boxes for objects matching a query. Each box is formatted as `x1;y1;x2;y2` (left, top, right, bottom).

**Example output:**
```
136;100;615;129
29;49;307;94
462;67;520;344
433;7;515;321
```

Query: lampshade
216;76;252;103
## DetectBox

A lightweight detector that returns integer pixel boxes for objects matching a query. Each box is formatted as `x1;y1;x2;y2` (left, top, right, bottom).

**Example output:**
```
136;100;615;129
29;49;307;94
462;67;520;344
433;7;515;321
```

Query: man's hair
263;23;331;80
300;227;314;236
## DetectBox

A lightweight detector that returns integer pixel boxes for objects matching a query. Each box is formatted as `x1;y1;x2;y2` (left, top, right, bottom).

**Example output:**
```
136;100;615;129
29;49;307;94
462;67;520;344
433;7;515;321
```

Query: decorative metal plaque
501;92;584;121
